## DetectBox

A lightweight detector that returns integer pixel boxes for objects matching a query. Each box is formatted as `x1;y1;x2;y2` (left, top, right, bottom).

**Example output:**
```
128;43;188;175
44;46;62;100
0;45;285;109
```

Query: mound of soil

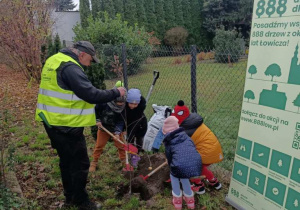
118;153;170;200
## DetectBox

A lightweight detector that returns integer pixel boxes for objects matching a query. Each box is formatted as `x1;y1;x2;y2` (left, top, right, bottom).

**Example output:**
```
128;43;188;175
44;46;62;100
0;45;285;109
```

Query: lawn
0;55;247;209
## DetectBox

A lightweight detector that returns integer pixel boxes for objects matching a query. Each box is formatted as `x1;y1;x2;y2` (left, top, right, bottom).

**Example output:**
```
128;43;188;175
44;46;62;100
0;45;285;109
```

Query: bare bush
0;0;54;82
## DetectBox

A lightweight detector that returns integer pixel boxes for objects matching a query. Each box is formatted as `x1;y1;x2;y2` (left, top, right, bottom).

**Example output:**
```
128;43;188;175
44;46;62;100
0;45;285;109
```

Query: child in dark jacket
122;88;147;167
172;100;223;194
123;88;147;150
163;116;202;210
89;92;127;172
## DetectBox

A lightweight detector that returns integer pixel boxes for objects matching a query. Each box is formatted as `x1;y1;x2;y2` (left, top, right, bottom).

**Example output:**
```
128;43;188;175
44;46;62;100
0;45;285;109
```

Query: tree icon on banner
248;65;257;78
244;90;255;102
293;93;300;113
265;63;282;81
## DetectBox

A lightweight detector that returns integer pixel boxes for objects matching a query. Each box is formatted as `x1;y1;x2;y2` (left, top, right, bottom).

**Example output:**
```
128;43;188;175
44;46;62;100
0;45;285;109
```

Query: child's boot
172;191;182;210
207;177;222;190
89;160;97;172
190;178;205;195
183;192;195;209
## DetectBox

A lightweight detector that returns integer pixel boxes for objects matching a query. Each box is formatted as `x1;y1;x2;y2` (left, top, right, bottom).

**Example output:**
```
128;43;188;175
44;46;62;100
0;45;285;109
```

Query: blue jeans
170;174;193;196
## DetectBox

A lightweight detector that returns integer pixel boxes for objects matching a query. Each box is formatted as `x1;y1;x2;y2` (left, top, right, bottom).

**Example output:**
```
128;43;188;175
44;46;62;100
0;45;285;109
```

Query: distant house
51;11;80;47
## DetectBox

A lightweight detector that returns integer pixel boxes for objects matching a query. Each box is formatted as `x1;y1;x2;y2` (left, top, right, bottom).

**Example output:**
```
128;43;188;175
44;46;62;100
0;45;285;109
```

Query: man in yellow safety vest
35;41;126;209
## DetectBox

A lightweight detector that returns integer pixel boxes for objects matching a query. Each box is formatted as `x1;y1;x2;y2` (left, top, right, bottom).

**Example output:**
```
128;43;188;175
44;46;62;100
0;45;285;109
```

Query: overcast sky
73;0;79;11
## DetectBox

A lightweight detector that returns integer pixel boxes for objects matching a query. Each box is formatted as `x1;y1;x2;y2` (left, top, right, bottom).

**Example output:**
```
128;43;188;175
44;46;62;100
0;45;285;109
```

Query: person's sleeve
139;96;147;112
165;146;172;166
114;120;124;135
95;103;105;121
152;128;164;150
62;65;120;104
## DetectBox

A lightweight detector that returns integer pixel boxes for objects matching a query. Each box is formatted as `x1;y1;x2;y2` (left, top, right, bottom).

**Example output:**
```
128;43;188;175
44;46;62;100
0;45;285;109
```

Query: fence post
121;43;128;90
190;45;197;113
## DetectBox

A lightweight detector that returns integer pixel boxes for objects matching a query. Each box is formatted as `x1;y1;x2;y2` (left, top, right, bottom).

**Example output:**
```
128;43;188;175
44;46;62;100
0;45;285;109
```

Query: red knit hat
171;100;190;125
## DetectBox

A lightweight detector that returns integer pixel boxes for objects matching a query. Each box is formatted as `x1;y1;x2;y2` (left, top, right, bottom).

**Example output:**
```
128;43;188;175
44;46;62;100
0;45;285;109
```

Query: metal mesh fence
103;44;248;173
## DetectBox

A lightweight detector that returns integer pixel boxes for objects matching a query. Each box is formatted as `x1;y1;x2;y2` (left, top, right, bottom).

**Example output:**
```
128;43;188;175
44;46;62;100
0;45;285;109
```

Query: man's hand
117;87;126;97
96;121;102;129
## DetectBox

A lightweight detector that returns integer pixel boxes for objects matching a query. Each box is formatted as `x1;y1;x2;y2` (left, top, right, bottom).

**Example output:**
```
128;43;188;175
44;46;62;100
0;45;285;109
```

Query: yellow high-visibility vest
35;52;96;127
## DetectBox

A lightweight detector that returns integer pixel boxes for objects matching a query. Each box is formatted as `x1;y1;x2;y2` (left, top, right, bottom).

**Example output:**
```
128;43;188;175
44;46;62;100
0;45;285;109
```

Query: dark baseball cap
73;41;100;63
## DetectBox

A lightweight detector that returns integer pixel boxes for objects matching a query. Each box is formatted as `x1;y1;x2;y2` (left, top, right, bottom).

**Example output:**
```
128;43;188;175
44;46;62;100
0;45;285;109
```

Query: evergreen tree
202;0;241;33
113;0;124;15
136;0;147;27
182;0;192;38
103;0;116;18
55;0;77;11
173;0;184;27
53;33;62;53
80;0;91;28
154;0;165;39
163;0;175;31
91;0;101;18
124;0;137;25
190;0;208;46
145;0;157;32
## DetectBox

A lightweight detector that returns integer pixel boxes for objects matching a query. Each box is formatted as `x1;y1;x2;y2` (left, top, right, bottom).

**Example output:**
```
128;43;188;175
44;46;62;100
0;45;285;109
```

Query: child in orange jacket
172;100;223;194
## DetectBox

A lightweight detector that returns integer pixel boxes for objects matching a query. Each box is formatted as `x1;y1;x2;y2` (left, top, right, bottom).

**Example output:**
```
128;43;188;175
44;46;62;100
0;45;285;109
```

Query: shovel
145;70;160;103
139;161;168;180
99;124;138;155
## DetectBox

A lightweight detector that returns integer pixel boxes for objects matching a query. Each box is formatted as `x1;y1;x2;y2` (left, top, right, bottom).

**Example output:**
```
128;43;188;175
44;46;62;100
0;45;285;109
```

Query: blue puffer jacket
164;127;202;178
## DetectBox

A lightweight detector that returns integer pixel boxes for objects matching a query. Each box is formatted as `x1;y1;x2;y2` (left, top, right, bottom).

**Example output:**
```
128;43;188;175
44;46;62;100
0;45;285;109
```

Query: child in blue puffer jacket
163;116;202;210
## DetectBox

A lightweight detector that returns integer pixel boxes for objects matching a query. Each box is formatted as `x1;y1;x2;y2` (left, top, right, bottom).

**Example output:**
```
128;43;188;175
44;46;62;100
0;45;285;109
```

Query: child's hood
163;127;186;145
180;113;203;136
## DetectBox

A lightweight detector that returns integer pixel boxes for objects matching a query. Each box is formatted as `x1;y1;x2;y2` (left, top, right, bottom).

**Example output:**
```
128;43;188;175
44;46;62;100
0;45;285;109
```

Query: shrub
185;55;192;63
164;27;188;48
174;58;182;65
197;52;206;61
213;27;244;63
47;34;62;58
73;12;154;78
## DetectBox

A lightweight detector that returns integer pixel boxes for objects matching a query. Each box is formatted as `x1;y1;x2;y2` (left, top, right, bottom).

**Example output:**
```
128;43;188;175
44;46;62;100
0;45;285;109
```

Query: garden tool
99;124;138;155
123;144;134;172
122;133;134;172
165;175;206;183
145;70;160;103
139;160;168;181
38;112;52;128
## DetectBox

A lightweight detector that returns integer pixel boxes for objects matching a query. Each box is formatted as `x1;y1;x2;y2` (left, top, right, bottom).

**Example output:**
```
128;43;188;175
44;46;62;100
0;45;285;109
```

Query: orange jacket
191;123;223;164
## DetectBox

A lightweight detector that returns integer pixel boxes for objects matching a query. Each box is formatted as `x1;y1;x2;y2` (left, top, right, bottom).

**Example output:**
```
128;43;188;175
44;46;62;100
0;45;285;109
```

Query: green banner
226;1;300;209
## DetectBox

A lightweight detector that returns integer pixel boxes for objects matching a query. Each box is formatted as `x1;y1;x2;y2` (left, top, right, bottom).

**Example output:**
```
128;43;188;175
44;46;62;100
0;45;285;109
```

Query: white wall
51;11;81;47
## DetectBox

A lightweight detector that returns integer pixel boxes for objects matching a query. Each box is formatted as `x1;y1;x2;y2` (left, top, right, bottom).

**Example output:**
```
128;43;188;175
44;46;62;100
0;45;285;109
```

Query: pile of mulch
119;153;171;200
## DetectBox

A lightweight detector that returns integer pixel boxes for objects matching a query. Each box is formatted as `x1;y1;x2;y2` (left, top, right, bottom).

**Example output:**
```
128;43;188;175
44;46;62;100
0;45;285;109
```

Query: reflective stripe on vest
37;103;94;115
39;88;82;101
35;52;96;127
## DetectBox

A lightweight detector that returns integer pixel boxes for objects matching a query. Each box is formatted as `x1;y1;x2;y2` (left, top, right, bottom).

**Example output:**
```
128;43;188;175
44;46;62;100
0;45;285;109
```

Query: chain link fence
102;44;248;174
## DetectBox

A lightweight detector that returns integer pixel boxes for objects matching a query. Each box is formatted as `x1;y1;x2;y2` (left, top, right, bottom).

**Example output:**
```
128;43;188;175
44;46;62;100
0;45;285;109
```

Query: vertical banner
226;1;300;210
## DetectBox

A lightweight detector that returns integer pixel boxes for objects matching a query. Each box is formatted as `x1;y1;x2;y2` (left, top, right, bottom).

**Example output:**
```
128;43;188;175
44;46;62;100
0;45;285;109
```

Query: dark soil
118;153;170;200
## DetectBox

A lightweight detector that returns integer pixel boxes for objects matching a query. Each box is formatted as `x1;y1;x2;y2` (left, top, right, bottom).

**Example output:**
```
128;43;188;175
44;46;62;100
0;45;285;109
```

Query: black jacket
122;96;147;139
95;103;124;134
180;113;203;137
48;48;120;135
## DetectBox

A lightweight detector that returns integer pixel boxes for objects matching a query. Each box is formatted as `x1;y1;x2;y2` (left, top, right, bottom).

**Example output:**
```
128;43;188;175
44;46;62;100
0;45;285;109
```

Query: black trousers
44;125;90;205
